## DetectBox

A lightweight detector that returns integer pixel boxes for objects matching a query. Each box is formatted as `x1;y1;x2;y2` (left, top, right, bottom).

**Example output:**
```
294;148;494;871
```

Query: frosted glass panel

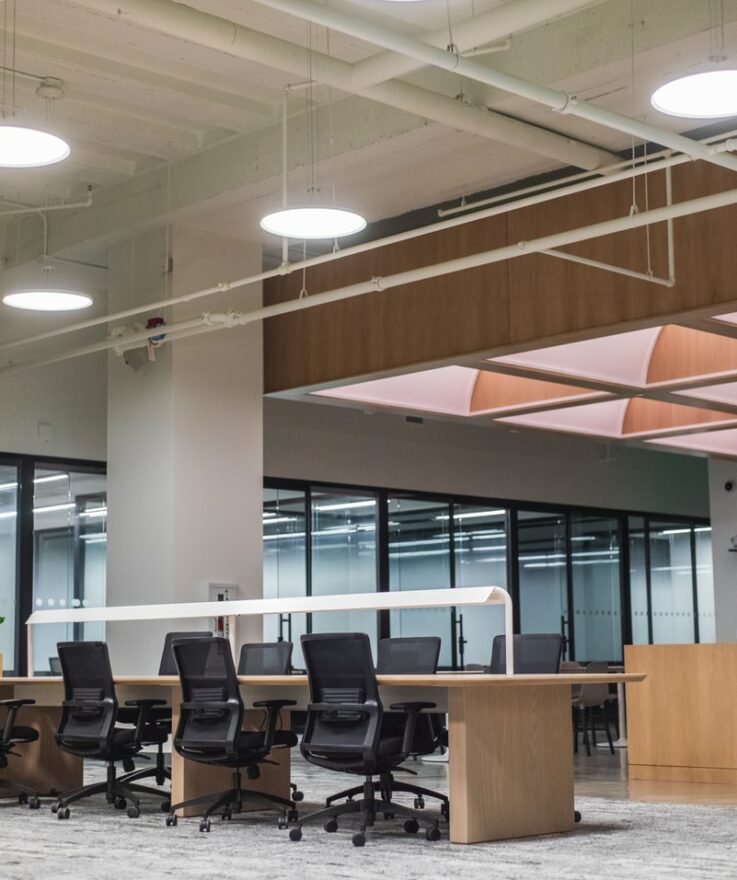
0;464;18;673
388;497;452;667
628;517;649;644
695;526;715;643
649;522;695;644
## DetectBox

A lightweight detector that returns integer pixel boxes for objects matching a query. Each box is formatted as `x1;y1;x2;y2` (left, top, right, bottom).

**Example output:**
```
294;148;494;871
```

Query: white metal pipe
541;248;675;286
351;0;604;89
74;0;614;170
0;143;713;356
251;0;737;176
5;183;737;377
0;192;93;217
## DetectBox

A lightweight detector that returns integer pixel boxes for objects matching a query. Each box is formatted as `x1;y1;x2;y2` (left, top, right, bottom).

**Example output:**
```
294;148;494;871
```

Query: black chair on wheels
166;636;299;833
324;636;448;819
289;632;442;847
52;641;170;820
0;699;41;809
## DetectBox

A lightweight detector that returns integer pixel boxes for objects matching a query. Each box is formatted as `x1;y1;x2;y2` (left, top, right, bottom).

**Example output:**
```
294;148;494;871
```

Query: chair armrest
389;702;436;713
0;699;35;708
124;699;167;708
253;699;297;709
1;699;36;744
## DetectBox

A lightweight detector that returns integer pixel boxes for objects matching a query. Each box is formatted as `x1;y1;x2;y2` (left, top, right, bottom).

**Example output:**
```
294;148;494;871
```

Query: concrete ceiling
3;0;737;269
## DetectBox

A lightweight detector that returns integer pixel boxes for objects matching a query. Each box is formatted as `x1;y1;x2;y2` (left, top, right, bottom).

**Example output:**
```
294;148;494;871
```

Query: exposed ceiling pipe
5;182;737;377
73;0;614;170
250;0;737;175
350;0;605;89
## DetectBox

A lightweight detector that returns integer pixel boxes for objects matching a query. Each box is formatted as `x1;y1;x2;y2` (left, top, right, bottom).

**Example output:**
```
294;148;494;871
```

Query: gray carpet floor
2;756;736;879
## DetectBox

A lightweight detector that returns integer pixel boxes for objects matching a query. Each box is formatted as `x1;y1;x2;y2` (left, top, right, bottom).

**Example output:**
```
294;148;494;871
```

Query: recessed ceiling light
0;125;70;168
260;206;367;240
651;70;737;118
3;290;93;311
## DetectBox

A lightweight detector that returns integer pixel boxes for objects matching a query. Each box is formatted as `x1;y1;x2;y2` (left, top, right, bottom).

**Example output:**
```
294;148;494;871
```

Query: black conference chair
290;632;441;847
116;631;213;789
166;636;299;833
0;699;41;809
325;636;448;819
49;657;61;675
488;633;565;674
52;641;170;820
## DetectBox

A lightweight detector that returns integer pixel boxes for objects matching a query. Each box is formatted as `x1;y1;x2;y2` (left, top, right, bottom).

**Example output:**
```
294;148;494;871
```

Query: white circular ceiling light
3;290;93;311
260;206;367;240
0;125;70;168
651;69;737;118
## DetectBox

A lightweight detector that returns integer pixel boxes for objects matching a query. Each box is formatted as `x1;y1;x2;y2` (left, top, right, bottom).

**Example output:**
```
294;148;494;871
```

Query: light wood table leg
447;684;573;843
170;687;291;818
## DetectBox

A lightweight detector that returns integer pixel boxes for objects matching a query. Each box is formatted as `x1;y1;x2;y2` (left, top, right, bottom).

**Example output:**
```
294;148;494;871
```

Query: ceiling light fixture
0;124;69;167
3;289;92;311
651;69;737;118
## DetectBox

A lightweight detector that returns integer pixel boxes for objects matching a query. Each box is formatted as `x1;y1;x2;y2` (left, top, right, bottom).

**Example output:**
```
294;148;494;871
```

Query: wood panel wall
264;162;737;393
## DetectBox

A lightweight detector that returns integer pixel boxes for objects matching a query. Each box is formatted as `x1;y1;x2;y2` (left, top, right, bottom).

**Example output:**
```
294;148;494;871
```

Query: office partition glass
628;517;650;644
517;510;569;654
388;496;453;667
695;526;716;643
32;467;107;674
310;488;378;649
262;487;308;668
454;504;509;667
0;464;18;673
649;521;696;644
570;514;622;662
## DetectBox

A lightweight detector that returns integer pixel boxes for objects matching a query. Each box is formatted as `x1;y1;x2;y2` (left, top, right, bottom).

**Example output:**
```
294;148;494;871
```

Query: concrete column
708;457;737;642
106;226;262;673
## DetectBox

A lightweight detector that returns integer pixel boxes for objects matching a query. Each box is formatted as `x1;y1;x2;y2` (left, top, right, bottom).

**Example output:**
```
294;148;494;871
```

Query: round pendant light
0;125;70;168
260;206;367;240
3;289;93;311
651;69;737;118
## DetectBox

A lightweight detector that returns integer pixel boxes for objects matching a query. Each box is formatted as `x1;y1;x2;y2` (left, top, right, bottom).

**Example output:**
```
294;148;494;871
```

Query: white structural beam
27;586;516;674
73;0;614;171
351;0;605;89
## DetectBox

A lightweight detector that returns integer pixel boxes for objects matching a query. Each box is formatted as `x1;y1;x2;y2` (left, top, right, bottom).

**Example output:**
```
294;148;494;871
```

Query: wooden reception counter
626;644;737;784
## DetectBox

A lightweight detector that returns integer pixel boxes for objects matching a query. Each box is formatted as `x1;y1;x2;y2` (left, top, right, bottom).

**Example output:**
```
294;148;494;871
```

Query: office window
388;496;453;667
628;517;650;644
310;488;378;648
570;514;622;662
649;521;696;644
454;504;509;667
263;487;307;667
0;464;18;673
695;526;716;643
32;466;107;674
518;510;569;653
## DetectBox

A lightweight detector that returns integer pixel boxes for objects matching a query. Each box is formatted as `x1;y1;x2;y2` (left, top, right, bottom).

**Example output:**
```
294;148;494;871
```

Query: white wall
264;398;709;517
708;457;737;641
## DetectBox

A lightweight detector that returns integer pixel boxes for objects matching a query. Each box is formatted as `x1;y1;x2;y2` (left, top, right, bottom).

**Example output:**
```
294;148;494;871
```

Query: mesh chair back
159;631;212;675
57;641;117;745
490;633;564;674
578;660;611;706
172;637;243;752
238;641;293;675
301;633;382;755
49;657;61;675
376;637;440;674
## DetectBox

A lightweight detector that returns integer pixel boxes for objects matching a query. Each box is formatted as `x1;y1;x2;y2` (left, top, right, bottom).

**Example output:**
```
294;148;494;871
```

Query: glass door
0;464;18;673
517;510;570;656
649;521;697;644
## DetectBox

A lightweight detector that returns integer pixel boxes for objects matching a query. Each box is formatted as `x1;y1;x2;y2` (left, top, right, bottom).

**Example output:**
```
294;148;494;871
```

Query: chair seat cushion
113;725;168;747
236;729;298;753
8;725;39;744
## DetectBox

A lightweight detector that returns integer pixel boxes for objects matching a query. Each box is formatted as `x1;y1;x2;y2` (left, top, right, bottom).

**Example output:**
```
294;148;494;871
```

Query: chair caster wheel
166;813;178;827
50;802;59;814
287;808;299;823
160;800;171;813
413;797;425;810
57;807;70;820
29;797;41;810
352;832;366;847
324;819;338;833
403;819;419;834
114;798;127;810
426;825;441;842
441;802;450;820
199;818;211;833
18;793;28;805
292;790;304;802
289;827;303;842
574;810;582;823
127;806;140;819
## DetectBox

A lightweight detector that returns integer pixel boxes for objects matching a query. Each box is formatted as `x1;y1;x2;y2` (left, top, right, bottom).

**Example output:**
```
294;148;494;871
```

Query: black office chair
49;657;61;675
325;636;448;818
0;699;41;809
116;631;213;790
52;641;170;820
290;632;441;847
166;636;299;833
488;633;565;674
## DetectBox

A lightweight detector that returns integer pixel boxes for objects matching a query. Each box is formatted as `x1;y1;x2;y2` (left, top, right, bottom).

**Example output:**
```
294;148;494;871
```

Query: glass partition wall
0;462;19;673
265;478;713;669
